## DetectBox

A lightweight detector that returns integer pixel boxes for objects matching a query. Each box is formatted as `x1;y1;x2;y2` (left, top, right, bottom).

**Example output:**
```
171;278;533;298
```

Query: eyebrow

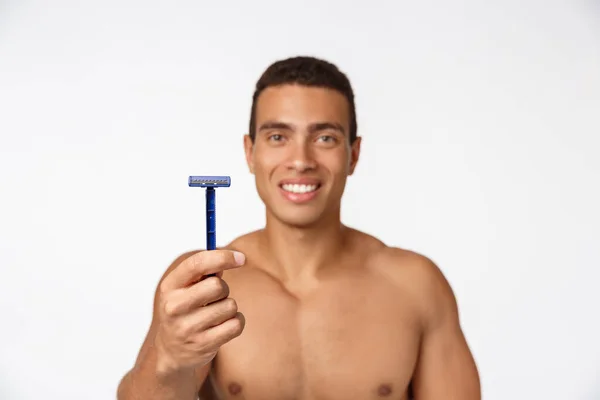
258;121;346;135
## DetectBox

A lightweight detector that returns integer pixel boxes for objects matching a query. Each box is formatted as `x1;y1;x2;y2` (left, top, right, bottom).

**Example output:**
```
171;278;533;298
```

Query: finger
199;312;245;351
193;297;239;332
163;276;230;317
169;298;239;339
162;250;245;291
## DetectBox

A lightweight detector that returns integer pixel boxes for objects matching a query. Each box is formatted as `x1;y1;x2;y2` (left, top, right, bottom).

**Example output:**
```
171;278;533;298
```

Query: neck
260;207;348;282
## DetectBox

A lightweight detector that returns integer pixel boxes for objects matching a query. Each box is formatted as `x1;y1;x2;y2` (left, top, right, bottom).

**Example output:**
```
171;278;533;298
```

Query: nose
285;140;317;172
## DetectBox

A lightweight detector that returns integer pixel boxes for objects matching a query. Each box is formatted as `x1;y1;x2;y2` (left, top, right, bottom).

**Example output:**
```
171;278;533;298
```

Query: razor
188;176;231;274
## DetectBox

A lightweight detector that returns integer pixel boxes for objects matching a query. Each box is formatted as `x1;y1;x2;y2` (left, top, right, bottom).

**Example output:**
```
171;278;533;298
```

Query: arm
410;258;481;400
117;251;210;400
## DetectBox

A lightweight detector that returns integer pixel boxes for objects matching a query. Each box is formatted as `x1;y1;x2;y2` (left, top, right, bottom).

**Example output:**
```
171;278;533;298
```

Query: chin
272;211;322;228
270;207;327;229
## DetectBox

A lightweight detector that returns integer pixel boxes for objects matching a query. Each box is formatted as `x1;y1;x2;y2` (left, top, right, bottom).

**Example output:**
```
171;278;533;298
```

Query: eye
316;135;337;144
268;134;284;142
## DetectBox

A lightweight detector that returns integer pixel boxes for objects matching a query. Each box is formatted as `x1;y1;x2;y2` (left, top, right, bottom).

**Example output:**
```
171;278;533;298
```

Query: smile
280;183;320;194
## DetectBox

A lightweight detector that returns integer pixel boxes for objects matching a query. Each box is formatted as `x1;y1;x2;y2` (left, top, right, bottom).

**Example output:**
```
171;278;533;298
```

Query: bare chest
208;272;421;400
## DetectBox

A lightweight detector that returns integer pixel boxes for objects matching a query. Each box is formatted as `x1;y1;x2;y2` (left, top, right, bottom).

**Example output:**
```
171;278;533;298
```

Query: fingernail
233;251;246;266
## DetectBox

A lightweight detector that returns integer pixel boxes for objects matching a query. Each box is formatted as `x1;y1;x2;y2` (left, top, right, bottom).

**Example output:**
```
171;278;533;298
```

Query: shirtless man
117;56;481;400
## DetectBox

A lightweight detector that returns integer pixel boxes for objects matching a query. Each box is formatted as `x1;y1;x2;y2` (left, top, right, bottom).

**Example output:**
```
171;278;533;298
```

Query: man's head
248;56;358;145
244;56;361;228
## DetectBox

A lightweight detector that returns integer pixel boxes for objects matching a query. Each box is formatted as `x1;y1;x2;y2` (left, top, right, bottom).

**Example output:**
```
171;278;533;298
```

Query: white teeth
282;183;318;194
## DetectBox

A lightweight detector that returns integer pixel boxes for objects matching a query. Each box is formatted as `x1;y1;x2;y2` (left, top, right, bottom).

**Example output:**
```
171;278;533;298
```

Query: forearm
117;348;204;400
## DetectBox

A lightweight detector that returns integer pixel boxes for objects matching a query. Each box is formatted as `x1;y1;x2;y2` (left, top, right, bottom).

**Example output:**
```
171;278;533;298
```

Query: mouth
278;180;322;203
279;182;321;194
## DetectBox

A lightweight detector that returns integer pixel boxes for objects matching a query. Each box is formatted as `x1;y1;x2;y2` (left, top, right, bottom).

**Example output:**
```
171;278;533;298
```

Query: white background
1;0;599;399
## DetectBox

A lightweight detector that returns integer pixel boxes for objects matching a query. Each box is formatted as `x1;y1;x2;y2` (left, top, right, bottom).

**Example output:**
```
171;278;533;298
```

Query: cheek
320;150;351;176
253;148;285;179
257;145;288;164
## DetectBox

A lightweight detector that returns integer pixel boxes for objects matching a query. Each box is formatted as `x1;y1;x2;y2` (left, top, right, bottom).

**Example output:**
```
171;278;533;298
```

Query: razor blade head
188;175;231;188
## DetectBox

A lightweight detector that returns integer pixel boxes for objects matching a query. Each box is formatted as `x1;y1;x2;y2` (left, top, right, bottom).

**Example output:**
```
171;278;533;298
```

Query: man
117;56;481;400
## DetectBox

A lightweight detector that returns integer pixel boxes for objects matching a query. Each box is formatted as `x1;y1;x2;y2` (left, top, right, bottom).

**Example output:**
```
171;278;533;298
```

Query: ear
243;134;255;174
348;136;362;175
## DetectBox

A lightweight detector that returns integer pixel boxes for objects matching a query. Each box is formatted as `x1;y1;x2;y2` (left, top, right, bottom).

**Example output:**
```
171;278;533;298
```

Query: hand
153;250;246;376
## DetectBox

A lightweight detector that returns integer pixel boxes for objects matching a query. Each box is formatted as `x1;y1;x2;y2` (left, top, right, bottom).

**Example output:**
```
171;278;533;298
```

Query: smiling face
244;84;361;228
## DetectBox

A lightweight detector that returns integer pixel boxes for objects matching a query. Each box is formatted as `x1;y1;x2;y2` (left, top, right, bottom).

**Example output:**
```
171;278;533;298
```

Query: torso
200;229;424;400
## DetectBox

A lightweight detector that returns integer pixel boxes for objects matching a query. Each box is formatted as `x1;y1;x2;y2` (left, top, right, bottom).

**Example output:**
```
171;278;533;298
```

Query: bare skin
117;83;481;400
201;228;479;400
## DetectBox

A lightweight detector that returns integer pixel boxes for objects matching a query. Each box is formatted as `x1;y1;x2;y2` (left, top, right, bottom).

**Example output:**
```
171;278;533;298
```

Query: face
244;84;361;228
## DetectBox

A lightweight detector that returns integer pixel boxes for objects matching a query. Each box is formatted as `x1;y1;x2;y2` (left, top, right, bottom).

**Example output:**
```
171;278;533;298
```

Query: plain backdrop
1;0;599;399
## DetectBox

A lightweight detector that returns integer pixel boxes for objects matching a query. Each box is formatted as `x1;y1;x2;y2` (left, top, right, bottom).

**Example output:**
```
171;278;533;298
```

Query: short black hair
248;56;357;144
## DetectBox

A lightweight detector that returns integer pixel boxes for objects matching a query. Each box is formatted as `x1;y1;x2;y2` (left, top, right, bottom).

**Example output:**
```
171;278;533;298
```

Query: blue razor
188;176;231;266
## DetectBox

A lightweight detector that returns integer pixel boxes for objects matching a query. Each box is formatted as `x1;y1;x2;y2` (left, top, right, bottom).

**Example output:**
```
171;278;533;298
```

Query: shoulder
157;230;263;283
377;246;451;289
370;245;460;330
221;230;268;281
348;228;455;302
223;229;263;252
